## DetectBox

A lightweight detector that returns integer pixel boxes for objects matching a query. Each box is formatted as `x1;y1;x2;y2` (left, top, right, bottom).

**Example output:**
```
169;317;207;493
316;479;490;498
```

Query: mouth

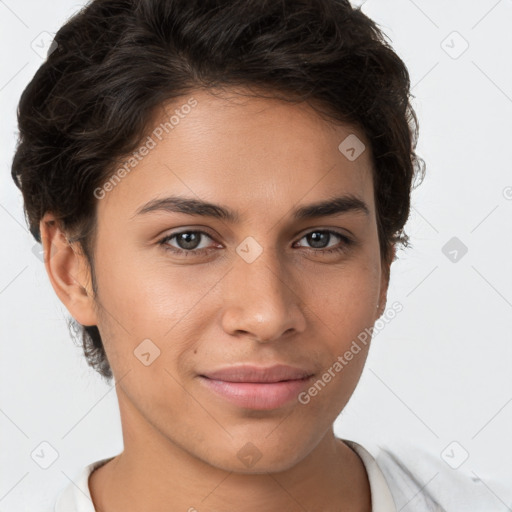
197;364;315;410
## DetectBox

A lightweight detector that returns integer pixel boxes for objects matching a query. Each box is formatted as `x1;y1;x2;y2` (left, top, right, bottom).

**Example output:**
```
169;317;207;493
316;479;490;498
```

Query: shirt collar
342;438;398;512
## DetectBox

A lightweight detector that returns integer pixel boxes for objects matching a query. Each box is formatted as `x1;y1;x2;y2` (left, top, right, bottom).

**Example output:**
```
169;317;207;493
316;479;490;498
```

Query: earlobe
40;213;98;326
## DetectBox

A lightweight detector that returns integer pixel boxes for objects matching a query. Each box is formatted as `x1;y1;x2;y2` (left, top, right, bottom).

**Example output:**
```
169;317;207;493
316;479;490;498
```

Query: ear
376;244;396;318
39;212;98;326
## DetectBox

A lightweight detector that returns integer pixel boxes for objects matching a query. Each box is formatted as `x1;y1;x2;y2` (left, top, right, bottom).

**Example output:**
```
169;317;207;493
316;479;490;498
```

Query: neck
89;392;371;512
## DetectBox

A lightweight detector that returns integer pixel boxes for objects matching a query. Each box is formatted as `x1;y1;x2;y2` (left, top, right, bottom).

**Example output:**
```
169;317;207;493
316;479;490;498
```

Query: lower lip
198;376;313;410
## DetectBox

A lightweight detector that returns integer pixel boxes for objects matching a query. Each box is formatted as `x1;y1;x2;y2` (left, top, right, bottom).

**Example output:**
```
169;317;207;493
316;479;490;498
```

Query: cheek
304;257;381;335
300;259;380;400
94;250;213;334
92;255;221;376
297;264;379;412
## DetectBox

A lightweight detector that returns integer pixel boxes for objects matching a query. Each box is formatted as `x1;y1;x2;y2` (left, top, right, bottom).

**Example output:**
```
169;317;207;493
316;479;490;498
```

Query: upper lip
200;364;315;383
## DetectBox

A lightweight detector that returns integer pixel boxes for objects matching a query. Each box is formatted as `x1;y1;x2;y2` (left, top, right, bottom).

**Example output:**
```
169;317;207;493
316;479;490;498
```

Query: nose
220;244;307;343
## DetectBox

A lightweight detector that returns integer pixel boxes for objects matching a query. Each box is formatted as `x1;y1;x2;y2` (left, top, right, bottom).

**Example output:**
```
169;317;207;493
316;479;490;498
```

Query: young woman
12;0;443;510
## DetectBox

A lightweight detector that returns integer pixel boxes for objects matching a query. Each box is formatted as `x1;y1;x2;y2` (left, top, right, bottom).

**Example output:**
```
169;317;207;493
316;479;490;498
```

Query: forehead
96;88;375;222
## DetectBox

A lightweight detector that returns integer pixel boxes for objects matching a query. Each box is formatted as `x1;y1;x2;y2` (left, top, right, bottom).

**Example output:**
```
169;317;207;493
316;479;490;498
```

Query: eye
294;230;353;255
158;230;219;257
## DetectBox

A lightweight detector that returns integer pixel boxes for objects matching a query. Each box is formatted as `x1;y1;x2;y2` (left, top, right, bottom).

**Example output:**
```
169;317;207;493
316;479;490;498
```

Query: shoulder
345;439;512;512
372;441;512;512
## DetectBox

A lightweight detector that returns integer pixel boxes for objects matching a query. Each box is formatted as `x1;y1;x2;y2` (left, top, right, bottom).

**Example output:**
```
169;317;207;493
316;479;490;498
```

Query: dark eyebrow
134;194;369;222
293;194;369;220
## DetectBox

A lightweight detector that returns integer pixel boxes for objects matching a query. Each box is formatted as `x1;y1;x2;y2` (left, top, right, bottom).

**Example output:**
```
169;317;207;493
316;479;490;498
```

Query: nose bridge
221;237;305;341
238;240;288;300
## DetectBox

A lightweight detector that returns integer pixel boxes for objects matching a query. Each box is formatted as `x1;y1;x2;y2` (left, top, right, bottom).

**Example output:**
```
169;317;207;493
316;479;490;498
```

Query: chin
198;434;313;475
212;452;304;475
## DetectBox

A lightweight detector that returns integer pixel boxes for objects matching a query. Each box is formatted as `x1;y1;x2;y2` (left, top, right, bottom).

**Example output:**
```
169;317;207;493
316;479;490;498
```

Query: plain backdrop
1;1;511;510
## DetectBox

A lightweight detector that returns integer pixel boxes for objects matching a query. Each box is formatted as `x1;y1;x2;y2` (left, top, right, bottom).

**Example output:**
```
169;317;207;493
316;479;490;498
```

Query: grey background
1;0;511;510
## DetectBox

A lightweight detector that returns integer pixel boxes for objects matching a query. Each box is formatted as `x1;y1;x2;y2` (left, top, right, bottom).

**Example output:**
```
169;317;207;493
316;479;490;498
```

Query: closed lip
199;364;315;383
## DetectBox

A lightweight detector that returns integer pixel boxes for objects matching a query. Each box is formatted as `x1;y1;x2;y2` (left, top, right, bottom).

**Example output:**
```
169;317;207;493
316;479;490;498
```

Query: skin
41;87;394;512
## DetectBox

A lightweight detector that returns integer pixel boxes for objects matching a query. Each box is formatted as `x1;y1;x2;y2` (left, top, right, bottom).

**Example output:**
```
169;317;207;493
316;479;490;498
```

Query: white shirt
53;438;444;512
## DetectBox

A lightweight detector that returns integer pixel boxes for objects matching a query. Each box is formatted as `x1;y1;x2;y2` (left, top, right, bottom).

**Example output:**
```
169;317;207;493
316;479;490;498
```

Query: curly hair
11;0;424;382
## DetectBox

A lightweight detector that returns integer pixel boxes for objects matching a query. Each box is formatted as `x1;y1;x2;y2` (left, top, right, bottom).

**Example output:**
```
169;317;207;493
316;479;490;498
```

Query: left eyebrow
293;195;370;220
133;194;370;222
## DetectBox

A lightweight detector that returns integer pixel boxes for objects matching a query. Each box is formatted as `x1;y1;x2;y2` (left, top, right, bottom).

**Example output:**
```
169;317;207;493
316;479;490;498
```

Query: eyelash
157;229;354;258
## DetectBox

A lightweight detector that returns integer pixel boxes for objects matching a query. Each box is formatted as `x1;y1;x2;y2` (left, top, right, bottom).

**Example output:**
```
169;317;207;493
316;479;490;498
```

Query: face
51;88;391;473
